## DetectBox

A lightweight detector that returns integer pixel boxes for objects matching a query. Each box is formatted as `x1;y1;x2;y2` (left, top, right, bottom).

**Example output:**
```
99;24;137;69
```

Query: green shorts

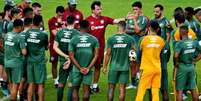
71;70;93;86
27;62;47;84
161;69;168;90
108;70;129;84
58;61;72;84
0;55;4;65
176;64;196;90
6;66;23;84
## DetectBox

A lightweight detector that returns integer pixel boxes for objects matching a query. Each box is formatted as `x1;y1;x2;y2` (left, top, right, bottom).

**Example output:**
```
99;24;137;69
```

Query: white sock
93;84;98;88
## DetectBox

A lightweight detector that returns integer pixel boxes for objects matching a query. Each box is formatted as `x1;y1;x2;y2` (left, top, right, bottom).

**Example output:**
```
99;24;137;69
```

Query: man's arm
69;51;82;70
53;41;69;60
113;18;126;24
102;48;111;73
87;48;99;70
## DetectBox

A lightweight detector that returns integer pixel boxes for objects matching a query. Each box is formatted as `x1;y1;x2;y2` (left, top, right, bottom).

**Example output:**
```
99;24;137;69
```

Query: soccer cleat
199;94;201;100
92;86;100;93
126;84;137;89
182;93;188;100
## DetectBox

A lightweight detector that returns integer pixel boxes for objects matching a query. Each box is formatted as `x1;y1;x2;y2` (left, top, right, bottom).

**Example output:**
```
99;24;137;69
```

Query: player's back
108;33;134;71
26;28;48;63
176;39;198;64
69;32;99;68
140;34;165;70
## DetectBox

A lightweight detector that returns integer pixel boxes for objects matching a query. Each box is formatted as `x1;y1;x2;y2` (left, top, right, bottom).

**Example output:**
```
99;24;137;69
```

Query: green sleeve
55;30;60;42
139;16;148;31
19;35;26;49
136;37;143;62
44;32;48;50
68;37;76;52
174;42;182;54
107;37;112;49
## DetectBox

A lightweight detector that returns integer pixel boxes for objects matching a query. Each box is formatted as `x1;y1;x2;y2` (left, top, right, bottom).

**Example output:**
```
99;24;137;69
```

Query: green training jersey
126;15;148;36
154;17;171;41
25;28;48;63
68;32;99;72
4;31;26;68
107;33;135;71
7;21;13;33
175;38;201;64
55;28;80;62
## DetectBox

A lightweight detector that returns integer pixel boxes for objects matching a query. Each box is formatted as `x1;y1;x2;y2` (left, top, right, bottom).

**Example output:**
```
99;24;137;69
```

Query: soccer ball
129;50;137;61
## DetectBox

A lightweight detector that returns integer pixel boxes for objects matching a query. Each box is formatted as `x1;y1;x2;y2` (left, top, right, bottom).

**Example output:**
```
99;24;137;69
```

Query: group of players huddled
0;0;201;101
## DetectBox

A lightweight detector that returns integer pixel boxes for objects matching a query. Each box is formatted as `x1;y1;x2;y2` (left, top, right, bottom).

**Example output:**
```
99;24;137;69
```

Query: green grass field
0;0;201;101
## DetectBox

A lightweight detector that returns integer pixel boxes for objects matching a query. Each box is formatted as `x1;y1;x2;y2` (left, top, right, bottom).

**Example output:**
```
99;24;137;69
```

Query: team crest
100;20;104;24
80;35;88;43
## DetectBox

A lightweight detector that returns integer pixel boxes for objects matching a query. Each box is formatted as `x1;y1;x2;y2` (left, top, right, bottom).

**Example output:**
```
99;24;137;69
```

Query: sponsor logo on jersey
91;25;104;30
77;43;91;47
80;35;88;43
113;44;127;48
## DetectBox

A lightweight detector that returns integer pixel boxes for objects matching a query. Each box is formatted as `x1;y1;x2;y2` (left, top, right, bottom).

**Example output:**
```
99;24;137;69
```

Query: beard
155;13;162;19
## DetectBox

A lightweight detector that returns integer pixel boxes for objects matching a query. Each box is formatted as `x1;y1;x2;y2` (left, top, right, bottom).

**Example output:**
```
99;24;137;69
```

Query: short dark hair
66;15;75;25
185;7;194;15
0;12;4;17
24;18;33;26
118;21;126;29
80;20;89;30
91;1;101;10
174;7;184;16
32;2;41;8
150;20;160;31
180;25;188;31
56;6;65;13
13;19;24;28
174;13;185;24
33;15;42;26
4;4;13;13
154;4;164;11
23;7;33;16
11;8;20;17
132;1;142;8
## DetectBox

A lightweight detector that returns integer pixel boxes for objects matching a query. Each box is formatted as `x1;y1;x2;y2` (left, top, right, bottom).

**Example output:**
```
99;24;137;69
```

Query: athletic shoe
182;93;188;100
92;86;100;93
199;94;201;99
126;84;137;89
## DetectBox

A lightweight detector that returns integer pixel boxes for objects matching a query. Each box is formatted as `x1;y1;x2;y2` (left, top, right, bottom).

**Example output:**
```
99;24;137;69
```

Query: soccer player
174;25;201;101
4;19;27;101
69;20;99;101
172;13;197;48
153;4;172;42
64;0;83;29
53;16;80;101
2;4;14;34
102;21;135;101
126;1;149;89
6;8;21;33
32;2;44;31
86;1;124;92
184;7;201;40
26;15;48;101
135;20;165;101
153;4;172;101
18;18;33;100
195;8;201;23
22;7;34;19
48;6;66;87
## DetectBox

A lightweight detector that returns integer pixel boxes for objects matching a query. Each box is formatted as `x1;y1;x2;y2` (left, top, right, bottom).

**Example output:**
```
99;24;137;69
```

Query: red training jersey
63;8;83;29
